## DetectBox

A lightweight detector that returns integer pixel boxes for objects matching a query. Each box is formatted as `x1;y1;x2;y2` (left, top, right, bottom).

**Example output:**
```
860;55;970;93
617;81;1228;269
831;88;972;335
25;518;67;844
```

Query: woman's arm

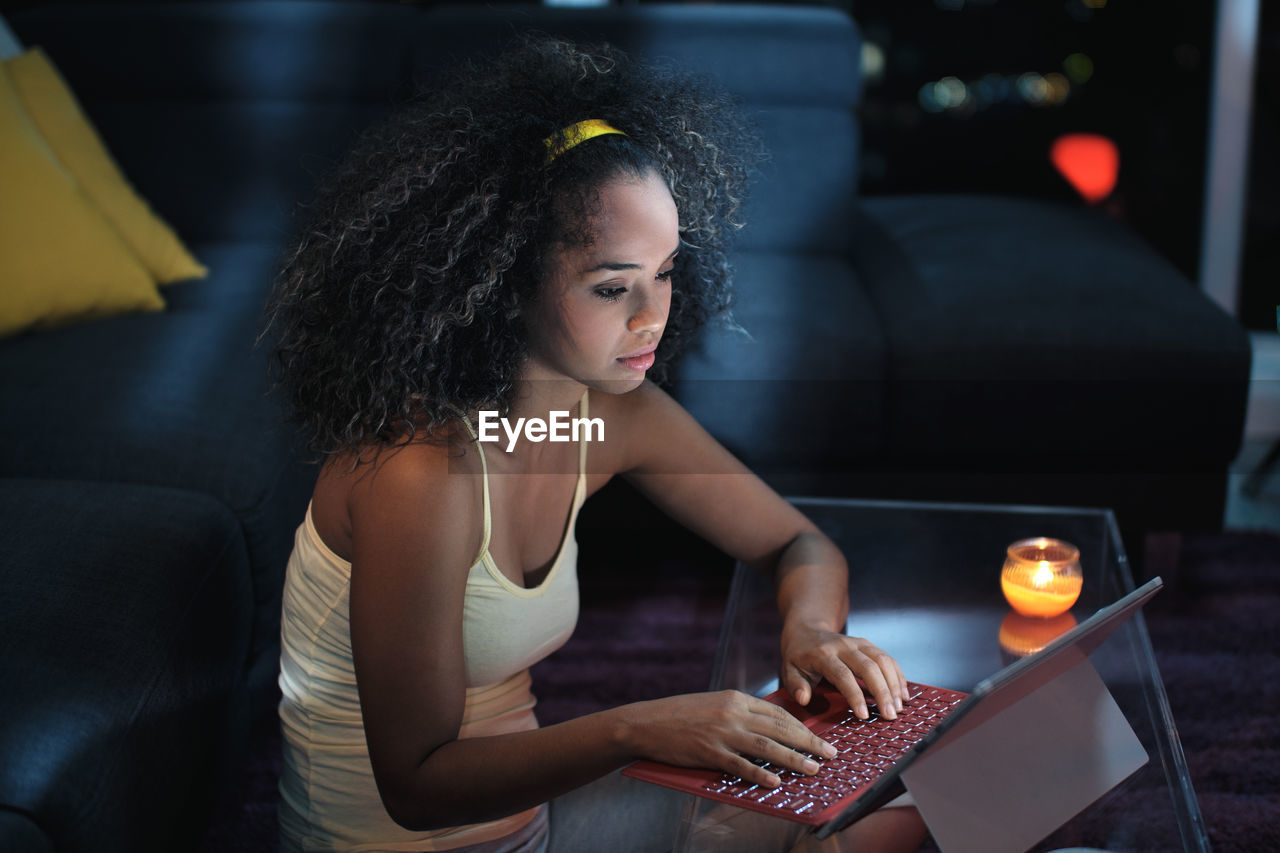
772;529;909;719
602;381;909;719
343;440;836;832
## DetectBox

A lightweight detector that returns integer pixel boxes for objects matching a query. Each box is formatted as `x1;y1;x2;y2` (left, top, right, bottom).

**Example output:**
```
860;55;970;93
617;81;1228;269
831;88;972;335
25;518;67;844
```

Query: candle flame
1033;562;1055;587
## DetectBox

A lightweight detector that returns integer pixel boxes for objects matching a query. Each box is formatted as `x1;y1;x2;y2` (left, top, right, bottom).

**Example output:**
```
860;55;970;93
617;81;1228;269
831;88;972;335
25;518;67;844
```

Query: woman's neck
505;364;587;423
468;369;586;468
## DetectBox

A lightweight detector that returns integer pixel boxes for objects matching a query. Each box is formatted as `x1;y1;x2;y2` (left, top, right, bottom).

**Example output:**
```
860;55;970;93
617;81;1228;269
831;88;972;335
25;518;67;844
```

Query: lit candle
1000;537;1082;618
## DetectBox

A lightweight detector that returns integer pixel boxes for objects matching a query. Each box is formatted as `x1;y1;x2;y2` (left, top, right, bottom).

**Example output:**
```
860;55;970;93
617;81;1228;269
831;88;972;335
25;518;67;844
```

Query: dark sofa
0;2;1250;850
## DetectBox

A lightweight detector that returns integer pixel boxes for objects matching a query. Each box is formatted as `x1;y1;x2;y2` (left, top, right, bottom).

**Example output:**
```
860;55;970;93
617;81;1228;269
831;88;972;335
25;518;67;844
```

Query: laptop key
759;791;797;808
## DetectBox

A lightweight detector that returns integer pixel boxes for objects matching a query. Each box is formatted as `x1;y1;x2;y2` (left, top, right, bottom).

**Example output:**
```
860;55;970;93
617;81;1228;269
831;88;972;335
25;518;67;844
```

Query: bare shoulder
589;380;718;475
313;435;484;568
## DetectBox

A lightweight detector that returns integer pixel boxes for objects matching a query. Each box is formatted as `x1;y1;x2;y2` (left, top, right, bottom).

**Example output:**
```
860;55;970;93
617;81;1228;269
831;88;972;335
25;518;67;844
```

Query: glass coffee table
701;497;1209;852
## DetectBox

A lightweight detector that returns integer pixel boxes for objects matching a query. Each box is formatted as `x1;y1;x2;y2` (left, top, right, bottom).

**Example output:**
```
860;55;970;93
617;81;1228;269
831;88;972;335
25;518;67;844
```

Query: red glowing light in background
1050;133;1119;203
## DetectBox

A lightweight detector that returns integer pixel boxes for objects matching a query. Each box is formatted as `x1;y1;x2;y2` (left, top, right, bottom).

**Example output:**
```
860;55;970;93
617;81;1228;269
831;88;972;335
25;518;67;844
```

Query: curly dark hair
264;35;758;459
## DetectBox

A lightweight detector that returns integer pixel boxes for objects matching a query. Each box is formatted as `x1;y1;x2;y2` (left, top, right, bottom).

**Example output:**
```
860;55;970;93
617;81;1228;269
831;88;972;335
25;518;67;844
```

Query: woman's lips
618;345;657;371
619;352;656;371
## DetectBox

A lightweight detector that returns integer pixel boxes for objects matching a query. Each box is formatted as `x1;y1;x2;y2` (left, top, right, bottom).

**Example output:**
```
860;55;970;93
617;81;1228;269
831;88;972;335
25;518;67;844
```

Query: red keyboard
695;683;968;823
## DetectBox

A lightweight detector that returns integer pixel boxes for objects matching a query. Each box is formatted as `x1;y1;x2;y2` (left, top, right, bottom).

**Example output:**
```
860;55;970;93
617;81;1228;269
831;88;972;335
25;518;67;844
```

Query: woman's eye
594;287;626;302
656;268;674;282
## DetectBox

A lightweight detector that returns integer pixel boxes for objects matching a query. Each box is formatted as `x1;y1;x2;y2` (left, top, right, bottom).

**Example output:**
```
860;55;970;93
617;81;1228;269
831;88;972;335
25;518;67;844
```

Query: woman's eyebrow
582;245;681;274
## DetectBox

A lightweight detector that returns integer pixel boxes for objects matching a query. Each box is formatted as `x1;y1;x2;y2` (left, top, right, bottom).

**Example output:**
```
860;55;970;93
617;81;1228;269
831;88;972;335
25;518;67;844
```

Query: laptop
623;577;1162;848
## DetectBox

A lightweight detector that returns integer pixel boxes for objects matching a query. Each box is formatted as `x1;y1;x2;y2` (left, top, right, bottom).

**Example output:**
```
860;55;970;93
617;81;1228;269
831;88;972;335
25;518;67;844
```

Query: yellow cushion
0;58;163;338
5;47;206;285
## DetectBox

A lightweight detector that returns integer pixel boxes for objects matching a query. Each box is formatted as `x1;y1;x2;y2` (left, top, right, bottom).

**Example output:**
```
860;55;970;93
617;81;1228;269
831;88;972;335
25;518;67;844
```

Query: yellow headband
544;119;628;162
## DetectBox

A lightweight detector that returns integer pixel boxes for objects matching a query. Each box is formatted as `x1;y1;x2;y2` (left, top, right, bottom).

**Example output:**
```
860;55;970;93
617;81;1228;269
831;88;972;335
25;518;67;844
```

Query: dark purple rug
1134;532;1280;852
197;531;1280;852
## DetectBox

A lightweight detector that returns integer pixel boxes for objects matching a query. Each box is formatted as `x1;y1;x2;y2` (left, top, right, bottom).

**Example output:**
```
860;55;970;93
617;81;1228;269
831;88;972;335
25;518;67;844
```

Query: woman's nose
628;287;669;334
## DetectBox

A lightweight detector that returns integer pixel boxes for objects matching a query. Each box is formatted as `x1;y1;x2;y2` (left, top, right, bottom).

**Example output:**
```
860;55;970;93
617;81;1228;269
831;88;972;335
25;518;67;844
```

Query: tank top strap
576;390;589;489
450;390;589;563
449;408;493;560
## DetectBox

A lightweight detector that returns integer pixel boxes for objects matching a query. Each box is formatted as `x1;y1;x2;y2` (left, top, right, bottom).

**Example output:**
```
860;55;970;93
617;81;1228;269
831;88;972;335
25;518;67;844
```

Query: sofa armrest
848;194;1251;468
0;479;254;852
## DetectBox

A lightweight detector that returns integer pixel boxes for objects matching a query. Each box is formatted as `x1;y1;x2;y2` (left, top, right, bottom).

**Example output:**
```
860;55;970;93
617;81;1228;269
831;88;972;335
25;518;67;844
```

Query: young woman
266;37;924;853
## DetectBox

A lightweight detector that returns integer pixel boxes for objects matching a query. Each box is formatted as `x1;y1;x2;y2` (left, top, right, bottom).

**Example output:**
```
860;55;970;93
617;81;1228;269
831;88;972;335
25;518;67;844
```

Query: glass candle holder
1000;537;1082;618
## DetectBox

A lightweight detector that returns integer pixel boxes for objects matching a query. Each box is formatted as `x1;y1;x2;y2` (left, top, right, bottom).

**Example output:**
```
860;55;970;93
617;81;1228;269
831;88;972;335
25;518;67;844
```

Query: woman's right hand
617;690;838;788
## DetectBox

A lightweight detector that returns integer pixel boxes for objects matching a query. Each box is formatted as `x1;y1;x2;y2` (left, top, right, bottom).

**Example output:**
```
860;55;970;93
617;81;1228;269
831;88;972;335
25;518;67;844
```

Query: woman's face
524;169;680;395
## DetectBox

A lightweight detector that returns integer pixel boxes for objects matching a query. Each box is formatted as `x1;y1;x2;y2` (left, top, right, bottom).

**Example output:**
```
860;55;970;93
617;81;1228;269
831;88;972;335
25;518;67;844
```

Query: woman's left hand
779;622;910;720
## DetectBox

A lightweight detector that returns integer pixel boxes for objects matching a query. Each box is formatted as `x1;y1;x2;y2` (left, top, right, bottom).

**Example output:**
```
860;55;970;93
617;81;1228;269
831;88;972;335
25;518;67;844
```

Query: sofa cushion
9;1;417;244
411;4;863;255
852;194;1251;469
415;4;861;109
672;250;886;476
0;240;316;674
0;479;252;852
737;105;860;255
0;55;162;338
0;239;300;501
5;47;206;285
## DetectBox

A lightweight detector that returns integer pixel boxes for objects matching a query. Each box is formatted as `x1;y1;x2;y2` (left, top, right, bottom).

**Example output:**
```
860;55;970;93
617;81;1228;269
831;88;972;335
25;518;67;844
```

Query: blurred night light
1050;133;1119;203
918;81;964;113
1017;72;1051;105
918;82;942;113
921;67;1073;116
1063;53;1095;84
1044;72;1071;104
862;42;886;83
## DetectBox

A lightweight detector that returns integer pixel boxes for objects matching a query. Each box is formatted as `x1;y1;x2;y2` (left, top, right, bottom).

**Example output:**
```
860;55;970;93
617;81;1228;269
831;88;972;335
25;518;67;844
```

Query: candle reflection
998;610;1078;664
